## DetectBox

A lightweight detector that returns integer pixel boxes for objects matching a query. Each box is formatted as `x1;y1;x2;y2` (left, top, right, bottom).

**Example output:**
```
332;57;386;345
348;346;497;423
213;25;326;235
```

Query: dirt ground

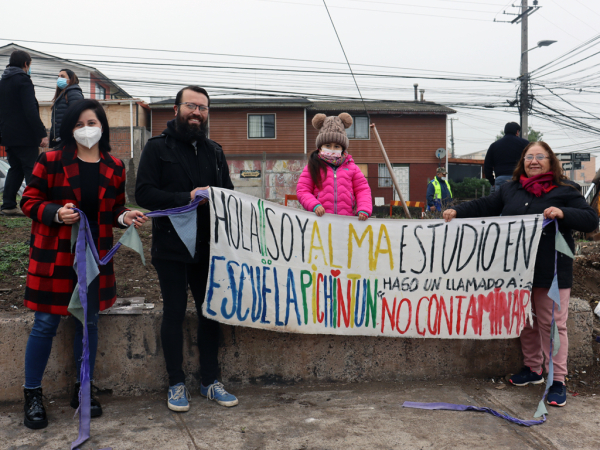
572;241;600;308
0;214;161;312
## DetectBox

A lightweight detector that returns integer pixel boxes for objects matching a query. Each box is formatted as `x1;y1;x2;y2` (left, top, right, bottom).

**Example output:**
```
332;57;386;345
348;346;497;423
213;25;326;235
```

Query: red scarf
519;172;557;197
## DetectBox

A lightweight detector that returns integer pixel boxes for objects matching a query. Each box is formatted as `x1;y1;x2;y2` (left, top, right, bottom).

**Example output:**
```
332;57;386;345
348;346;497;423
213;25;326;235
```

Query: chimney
413;83;418;101
420;89;425;102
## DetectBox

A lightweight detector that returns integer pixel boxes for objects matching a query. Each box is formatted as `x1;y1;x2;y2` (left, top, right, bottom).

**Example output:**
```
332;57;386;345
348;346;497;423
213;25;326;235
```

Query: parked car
0;158;26;197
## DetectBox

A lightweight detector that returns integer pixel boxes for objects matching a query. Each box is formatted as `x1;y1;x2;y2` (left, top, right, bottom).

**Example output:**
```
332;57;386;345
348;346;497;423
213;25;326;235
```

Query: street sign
557;153;573;161
563;162;582;171
573;153;590;162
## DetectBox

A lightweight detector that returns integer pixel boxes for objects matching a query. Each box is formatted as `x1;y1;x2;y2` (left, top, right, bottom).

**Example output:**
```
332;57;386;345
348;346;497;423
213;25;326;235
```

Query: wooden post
370;124;411;218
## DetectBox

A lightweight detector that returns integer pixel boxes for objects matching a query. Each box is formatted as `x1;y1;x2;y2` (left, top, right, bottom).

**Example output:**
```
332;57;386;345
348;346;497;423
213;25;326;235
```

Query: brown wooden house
149;98;456;206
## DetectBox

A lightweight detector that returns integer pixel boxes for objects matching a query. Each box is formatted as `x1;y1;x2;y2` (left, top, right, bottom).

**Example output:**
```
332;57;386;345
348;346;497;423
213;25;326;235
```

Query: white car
0;158;27;196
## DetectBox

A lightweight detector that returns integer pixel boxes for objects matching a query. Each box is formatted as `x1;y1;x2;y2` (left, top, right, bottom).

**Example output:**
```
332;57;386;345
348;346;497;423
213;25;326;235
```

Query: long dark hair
512;141;569;185
58;99;111;152
307;149;328;189
52;69;79;102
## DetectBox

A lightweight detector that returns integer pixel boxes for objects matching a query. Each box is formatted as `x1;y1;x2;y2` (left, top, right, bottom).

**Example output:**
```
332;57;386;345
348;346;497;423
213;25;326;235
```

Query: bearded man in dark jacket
135;86;237;412
0;50;48;215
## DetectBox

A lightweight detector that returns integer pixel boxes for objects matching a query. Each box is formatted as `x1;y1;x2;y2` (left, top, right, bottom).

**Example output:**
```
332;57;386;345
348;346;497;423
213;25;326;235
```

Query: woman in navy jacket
49;69;83;147
443;141;597;408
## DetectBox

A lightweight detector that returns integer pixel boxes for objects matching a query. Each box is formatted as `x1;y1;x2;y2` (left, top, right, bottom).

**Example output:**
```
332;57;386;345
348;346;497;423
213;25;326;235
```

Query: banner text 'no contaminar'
203;188;542;339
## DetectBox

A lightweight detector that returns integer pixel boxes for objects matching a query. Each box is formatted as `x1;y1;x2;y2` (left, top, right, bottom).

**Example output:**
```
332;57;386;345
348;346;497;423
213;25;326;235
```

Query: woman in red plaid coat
20;99;147;430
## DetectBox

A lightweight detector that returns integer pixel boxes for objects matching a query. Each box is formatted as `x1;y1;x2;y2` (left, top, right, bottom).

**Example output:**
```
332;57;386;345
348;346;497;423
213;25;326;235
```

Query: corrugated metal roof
149;97;455;114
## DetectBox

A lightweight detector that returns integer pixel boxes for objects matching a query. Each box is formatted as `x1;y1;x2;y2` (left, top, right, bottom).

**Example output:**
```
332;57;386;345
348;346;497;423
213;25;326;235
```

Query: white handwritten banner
203;188;542;339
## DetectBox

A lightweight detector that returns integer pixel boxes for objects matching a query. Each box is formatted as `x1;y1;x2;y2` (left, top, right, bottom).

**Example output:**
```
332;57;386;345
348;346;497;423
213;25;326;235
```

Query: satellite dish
435;148;446;159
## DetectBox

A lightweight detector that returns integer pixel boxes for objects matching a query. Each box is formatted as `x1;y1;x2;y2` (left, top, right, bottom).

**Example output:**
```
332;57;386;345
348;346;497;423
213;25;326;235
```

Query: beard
175;110;209;142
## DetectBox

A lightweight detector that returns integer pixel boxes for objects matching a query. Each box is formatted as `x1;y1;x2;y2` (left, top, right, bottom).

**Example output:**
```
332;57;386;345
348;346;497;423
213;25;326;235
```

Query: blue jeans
24;280;100;389
2;146;38;210
491;175;512;194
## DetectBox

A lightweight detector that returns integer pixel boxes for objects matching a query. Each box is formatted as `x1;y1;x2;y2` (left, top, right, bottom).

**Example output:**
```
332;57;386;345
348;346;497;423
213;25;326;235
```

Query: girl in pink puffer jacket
296;113;372;220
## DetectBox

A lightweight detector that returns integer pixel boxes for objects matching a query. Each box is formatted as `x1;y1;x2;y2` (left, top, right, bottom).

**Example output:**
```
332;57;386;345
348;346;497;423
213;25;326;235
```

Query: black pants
2;146;38;210
153;253;219;386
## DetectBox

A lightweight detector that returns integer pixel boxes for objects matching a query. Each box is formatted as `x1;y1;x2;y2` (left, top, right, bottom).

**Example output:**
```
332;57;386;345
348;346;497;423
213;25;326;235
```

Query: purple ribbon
144;190;209;218
69;190;209;449
404;217;559;426
402;402;546;426
71;208;92;450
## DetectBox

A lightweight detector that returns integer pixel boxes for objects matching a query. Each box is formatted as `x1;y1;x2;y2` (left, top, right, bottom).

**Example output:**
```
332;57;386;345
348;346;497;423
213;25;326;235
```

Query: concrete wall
0;298;593;402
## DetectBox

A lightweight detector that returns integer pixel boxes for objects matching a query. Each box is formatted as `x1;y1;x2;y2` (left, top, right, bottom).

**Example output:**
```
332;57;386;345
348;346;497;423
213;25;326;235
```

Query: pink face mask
321;149;342;158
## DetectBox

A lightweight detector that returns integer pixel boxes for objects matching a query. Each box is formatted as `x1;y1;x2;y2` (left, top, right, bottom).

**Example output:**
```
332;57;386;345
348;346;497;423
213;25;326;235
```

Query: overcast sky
2;0;599;160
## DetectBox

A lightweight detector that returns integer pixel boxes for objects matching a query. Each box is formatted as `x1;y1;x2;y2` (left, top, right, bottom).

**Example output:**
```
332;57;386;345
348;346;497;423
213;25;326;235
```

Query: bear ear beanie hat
313;113;353;151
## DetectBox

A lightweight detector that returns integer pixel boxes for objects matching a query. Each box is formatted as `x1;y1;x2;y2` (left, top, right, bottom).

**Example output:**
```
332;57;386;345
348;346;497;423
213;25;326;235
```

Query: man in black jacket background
0;50;48;215
135;86;237;412
484;122;529;193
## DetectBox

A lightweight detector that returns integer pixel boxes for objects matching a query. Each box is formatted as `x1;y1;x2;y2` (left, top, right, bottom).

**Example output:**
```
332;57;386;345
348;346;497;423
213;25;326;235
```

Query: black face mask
175;110;209;142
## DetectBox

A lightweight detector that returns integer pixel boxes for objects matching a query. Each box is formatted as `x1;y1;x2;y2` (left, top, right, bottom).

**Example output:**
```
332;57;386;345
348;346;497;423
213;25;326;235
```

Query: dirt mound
572;240;600;309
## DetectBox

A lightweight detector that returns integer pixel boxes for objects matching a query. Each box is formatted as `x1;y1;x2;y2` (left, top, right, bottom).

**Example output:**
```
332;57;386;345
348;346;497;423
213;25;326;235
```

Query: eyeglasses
524;154;548;161
178;102;209;112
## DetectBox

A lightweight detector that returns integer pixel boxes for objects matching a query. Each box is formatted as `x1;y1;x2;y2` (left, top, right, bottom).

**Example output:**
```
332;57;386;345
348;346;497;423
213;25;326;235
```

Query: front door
392;166;410;201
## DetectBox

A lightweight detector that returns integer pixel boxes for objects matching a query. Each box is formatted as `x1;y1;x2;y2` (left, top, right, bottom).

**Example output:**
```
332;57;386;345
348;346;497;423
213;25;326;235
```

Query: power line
321;0;369;116
337;0;501;14
0;38;513;80
546;0;598;34
571;0;600;20
536;13;584;43
530;33;600;75
257;0;493;21
533;48;600;79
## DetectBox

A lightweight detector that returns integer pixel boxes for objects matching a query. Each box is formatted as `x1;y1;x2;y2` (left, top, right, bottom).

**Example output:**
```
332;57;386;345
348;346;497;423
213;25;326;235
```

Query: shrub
449;177;492;200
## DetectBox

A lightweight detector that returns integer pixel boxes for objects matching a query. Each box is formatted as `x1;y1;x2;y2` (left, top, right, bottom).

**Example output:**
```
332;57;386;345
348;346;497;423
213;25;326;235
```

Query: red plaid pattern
20;148;129;315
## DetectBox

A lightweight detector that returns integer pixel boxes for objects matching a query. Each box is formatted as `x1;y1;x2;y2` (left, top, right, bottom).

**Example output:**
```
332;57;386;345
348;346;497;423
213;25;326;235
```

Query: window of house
95;83;106;100
248;114;276;139
346;115;369;139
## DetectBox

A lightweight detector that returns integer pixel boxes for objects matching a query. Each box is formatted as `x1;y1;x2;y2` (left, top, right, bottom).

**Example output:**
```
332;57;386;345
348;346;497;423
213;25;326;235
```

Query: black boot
24;387;48;429
70;382;103;418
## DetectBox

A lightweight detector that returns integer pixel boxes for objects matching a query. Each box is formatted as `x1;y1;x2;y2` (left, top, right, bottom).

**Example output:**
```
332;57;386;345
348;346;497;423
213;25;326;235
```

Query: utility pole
449;118;458;158
520;0;529;136
495;1;542;133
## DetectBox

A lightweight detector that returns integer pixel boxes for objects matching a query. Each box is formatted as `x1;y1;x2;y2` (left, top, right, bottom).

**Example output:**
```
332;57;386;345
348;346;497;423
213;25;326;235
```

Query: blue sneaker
167;383;190;412
200;380;238;407
547;381;567;407
509;367;544;386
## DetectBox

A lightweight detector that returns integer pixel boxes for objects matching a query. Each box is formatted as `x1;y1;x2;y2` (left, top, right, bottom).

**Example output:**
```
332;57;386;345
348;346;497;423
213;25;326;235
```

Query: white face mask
73;126;102;149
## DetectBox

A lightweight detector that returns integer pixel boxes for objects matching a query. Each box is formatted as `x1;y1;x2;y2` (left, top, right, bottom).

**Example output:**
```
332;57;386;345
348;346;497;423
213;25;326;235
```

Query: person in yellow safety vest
426;167;453;212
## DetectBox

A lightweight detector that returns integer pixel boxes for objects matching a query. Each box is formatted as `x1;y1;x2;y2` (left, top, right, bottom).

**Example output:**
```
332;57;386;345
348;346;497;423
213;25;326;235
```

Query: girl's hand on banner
125;210;148;228
58;203;80;224
191;186;209;205
443;209;457;222
315;205;325;217
359;212;368;221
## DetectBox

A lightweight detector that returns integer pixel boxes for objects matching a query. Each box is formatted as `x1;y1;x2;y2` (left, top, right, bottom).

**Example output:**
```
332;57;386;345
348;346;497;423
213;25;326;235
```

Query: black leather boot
24;387;48;429
70;382;103;418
